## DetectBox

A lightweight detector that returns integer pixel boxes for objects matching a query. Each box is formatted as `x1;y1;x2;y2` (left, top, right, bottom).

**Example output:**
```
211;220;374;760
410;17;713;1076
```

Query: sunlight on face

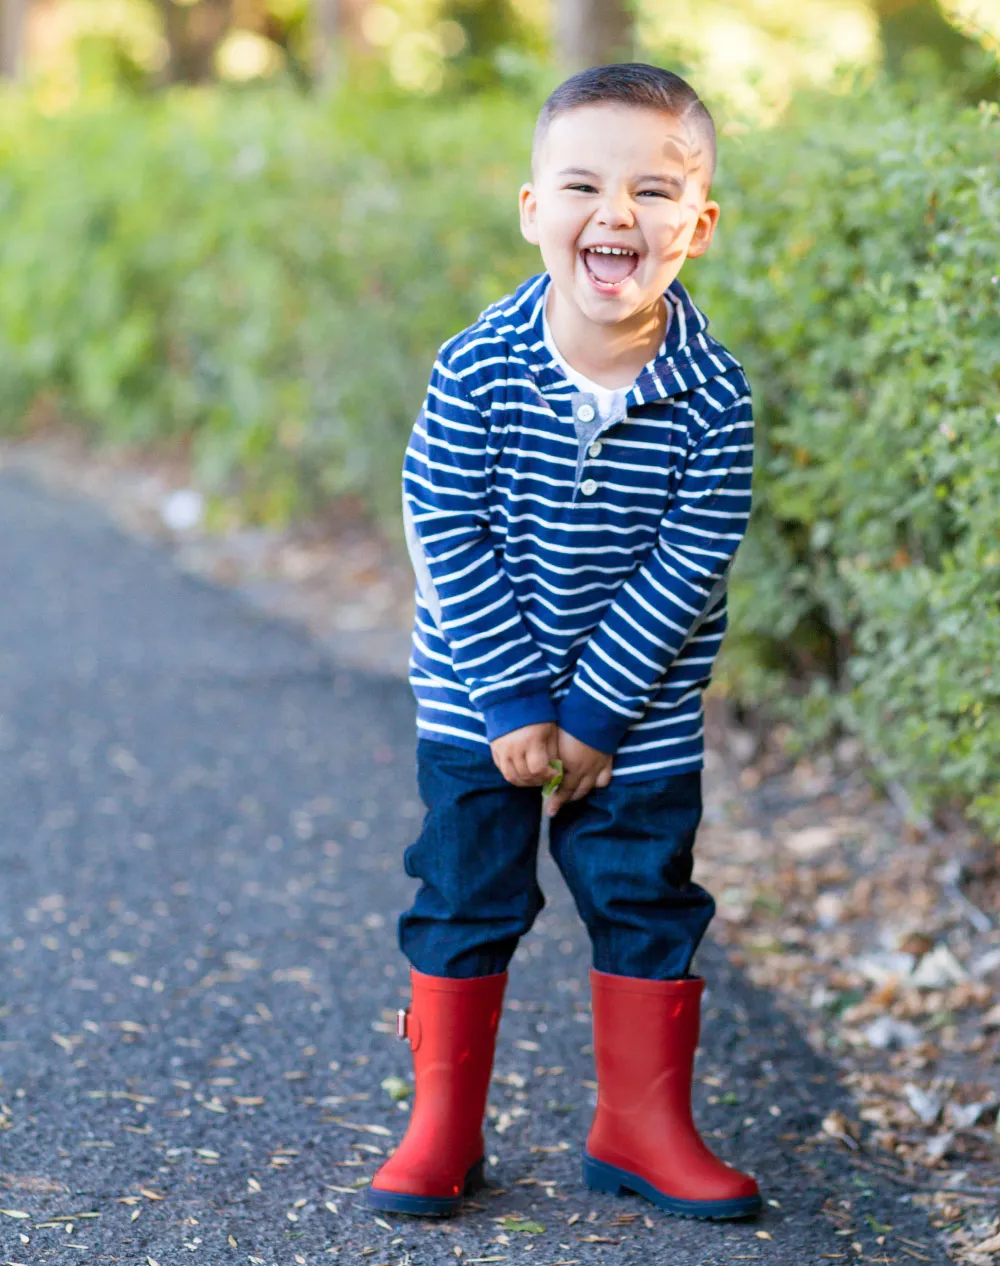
520;104;719;331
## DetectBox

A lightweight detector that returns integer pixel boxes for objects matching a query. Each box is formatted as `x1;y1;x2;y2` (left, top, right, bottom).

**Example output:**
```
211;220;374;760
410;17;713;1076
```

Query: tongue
585;250;636;284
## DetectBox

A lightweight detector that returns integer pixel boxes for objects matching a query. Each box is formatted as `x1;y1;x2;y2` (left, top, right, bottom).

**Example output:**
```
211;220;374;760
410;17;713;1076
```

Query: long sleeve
402;347;557;742
557;389;754;754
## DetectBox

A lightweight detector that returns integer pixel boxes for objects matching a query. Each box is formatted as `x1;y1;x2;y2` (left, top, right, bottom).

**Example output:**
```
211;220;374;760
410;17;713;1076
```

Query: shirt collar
486;271;738;403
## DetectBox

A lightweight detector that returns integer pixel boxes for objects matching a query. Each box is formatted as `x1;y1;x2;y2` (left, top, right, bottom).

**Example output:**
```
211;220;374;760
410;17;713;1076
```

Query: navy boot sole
584;1152;762;1221
366;1157;486;1218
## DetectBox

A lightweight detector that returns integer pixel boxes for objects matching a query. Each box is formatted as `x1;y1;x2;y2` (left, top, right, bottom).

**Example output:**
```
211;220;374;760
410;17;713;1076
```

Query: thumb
595;764;613;788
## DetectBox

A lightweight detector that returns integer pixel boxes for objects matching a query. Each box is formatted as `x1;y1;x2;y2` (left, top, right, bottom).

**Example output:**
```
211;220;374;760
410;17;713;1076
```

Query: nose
595;186;634;229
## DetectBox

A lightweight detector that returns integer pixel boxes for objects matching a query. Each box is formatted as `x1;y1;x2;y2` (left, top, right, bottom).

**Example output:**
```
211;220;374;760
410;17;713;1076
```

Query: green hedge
692;86;1000;834
0;83;996;832
0;86;536;523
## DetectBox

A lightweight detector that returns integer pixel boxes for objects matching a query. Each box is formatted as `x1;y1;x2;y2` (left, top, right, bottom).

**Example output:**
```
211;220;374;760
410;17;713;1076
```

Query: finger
498;751;527;786
491;751;511;782
595;764;613;788
516;749;539;779
547;767;582;815
560;761;583;794
507;754;530;786
570;774;595;802
518;745;546;784
545;785;567;816
523;743;552;782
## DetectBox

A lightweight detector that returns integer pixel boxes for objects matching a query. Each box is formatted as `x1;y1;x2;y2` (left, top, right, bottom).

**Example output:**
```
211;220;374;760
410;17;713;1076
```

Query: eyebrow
637;173;684;187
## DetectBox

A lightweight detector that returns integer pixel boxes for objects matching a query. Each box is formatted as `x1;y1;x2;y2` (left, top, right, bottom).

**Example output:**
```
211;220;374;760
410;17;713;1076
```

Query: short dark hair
533;63;716;187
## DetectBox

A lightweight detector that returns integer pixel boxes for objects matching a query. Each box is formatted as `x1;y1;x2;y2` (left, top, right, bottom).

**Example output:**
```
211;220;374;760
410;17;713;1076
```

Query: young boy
368;63;761;1222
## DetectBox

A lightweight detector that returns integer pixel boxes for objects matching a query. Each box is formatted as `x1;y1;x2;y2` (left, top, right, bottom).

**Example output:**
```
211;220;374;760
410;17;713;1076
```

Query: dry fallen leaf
981;1003;1000;1030
822;1111;861;1149
922;1132;955;1162
784;826;838;857
903;1084;944;1126
863;1016;923;1051
337;1120;392;1137
946;1100;993;1129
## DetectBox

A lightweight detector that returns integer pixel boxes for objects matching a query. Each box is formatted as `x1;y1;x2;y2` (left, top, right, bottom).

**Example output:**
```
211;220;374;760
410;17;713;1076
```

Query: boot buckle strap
396;1006;421;1050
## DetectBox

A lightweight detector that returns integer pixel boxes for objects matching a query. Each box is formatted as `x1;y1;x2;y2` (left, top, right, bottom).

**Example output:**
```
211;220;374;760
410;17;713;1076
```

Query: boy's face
519;103;719;327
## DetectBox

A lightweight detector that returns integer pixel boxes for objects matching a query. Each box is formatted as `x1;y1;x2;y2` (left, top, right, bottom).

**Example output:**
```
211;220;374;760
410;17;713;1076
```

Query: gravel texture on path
0;472;952;1266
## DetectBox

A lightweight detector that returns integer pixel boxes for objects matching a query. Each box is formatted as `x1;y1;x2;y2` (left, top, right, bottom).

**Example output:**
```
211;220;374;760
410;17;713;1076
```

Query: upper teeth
590;246;634;256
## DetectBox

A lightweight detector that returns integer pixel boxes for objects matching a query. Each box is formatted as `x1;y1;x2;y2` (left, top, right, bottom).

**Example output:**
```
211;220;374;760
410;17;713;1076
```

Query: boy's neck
545;283;667;390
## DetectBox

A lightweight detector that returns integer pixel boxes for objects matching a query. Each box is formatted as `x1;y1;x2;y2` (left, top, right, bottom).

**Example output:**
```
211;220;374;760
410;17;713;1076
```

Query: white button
580;479;598;496
576;403;596;423
588;441;603;458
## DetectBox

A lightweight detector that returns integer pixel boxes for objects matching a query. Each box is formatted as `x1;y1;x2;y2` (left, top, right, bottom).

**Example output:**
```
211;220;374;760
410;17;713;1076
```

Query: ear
684;199;720;260
519;183;540;246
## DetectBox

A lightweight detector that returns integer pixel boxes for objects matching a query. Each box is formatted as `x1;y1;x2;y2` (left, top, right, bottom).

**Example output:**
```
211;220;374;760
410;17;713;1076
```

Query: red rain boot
367;968;507;1216
584;969;762;1220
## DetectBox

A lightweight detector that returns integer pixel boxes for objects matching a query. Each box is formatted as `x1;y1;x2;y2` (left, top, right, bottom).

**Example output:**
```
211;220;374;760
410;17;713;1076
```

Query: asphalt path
0;472;951;1266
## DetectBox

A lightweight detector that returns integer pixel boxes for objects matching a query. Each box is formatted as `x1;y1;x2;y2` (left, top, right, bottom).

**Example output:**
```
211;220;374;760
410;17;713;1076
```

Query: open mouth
582;245;640;291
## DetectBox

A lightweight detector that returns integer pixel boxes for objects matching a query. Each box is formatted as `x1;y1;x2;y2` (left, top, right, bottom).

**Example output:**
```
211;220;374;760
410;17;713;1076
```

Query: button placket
570;392;602;500
568;390;626;503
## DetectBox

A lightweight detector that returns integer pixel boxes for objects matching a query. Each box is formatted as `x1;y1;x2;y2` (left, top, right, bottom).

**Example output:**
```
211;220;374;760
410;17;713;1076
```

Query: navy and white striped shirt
401;272;753;782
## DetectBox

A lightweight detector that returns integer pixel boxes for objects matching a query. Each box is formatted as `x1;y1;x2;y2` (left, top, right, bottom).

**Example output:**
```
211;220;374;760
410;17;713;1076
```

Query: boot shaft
402;969;507;1123
590;969;702;1110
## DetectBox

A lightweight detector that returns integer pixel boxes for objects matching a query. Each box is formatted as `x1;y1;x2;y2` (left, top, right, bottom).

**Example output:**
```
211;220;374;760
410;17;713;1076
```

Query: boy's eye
565;185;676;199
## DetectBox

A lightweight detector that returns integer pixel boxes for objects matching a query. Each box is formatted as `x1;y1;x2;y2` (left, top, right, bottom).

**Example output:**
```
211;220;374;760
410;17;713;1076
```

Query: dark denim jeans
399;738;716;981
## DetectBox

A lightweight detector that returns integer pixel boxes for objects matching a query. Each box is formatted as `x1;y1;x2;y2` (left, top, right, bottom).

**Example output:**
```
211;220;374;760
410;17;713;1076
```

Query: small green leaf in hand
542;758;564;798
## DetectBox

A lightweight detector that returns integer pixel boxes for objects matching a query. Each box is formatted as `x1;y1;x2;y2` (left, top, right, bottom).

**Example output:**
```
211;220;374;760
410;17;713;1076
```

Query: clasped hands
490;721;612;816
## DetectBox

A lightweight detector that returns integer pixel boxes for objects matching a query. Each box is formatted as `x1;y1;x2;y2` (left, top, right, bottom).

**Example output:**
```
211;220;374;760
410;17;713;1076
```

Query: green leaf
541;758;563;798
501;1217;545;1234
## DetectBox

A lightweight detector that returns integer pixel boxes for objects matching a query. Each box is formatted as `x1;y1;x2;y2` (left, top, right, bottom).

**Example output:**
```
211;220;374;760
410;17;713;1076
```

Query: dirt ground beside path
1;431;997;1263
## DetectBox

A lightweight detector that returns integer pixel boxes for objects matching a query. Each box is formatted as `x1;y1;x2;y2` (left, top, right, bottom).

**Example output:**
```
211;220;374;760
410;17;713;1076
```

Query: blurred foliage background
0;0;997;833
3;0;1000;111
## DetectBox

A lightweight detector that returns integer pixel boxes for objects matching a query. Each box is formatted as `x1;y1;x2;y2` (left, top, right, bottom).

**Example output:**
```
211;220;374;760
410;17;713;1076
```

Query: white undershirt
541;296;671;421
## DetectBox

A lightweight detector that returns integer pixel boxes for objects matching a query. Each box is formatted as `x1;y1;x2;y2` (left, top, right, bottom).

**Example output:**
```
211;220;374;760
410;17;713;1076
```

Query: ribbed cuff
481;688;557;743
556;685;634;755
